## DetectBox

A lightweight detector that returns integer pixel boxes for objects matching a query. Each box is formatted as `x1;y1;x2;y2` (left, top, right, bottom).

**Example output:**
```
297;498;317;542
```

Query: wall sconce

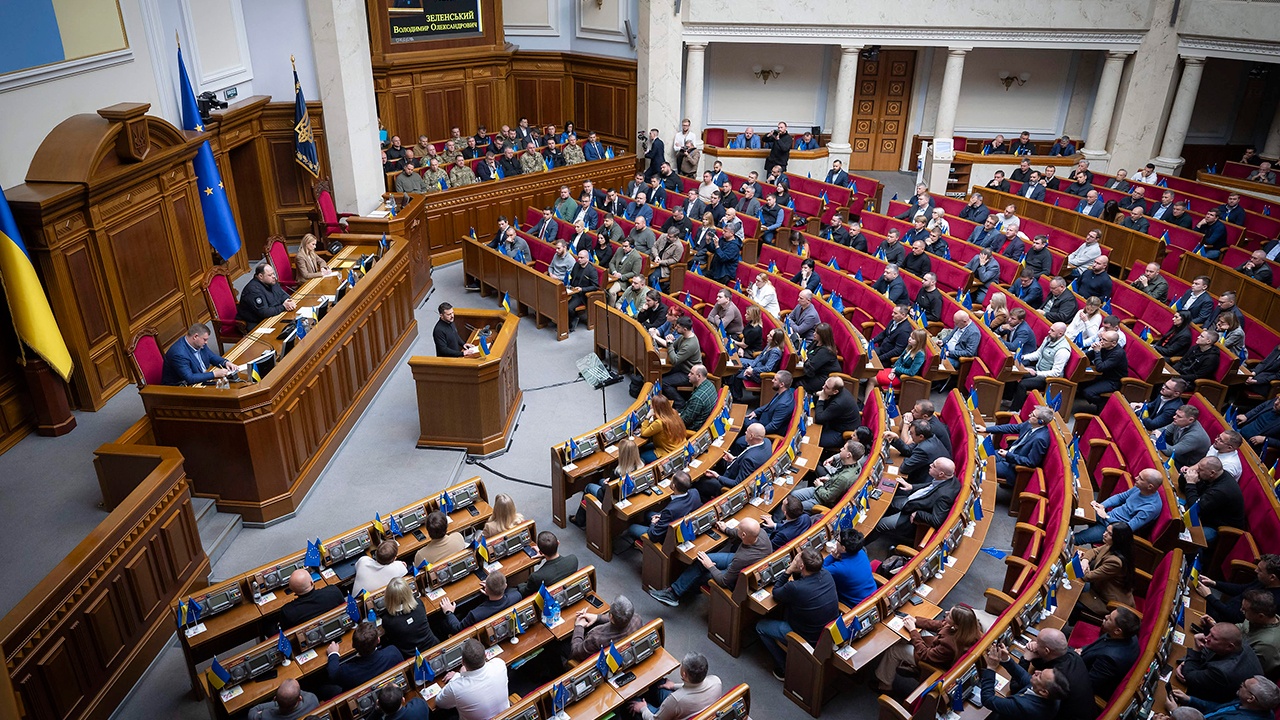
752;64;783;85
998;71;1031;90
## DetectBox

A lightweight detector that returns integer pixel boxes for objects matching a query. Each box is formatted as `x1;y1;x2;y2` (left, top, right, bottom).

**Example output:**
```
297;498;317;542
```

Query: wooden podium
409;309;522;455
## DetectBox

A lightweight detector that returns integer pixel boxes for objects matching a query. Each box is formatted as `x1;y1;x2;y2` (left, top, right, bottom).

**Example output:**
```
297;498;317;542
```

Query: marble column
1263;101;1280;159
683;43;707;143
1081;51;1132;161
826;45;862;167
1108;0;1177;172
306;0;384;214
637;0;683;164
1153;56;1207;173
926;47;969;192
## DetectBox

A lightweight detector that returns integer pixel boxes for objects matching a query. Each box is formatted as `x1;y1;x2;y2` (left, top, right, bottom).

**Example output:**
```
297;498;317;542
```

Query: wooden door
847;50;916;172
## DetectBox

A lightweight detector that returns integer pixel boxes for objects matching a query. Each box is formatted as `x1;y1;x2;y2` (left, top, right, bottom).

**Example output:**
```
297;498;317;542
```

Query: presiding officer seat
265;235;299;292
128;329;164;388
201;266;245;354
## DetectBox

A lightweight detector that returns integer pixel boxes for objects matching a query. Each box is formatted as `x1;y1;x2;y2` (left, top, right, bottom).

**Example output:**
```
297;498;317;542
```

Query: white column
1263;101;1280;159
926;47;969;192
826;45;862;167
306;0;385;214
1081;51;1132;161
1153;56;1207;173
683;43;707;144
637;0;683;163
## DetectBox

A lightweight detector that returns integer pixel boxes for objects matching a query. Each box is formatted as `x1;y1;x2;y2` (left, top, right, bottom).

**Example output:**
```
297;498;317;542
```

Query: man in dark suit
960;193;992;224
1216;193;1247;226
1079;330;1127;411
625;471;701;545
939;311;980;366
814;377;860;451
967;215;1002;251
873;264;910;306
999;308;1038;356
874;457;959;543
1241;350;1280;396
1118;186;1150;213
517;532;579;596
1236;249;1275;286
433;302;481;357
1020;628;1095;720
698;423;771;498
1080;608;1141;699
1196;209;1229;260
1075;190;1104;218
980;405;1053;485
1103;170;1132;193
476;152;502;181
735;374;796;451
885;420;950;486
986;171;1011;193
237;262;296;325
1020;172;1046;201
1183;456;1247;545
325;622;404;694
980;644;1068;720
1132;378;1187;430
1171;329;1223;386
643;129;665;180
872;305;912;363
901;399;953;455
1012;269;1045;306
1011;158;1033;183
1174;621;1264;704
1174;275;1215;326
1039;276;1080;324
162;324;240;385
278;569;346;629
824;160;850;187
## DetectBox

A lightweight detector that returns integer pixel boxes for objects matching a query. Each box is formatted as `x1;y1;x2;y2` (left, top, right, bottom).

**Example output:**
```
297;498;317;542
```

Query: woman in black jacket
379;577;439;657
799;323;843;395
1153;310;1193;360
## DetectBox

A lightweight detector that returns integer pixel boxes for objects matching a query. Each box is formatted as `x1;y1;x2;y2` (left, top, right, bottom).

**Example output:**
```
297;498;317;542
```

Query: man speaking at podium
433;302;481;358
162;323;242;385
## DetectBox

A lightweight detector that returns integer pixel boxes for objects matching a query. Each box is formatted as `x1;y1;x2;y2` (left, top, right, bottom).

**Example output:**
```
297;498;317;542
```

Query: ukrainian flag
0;187;73;381
828;615;852;645
501;292;513;314
207;656;232;690
605;642;625;672
475;534;491;563
177;45;242;261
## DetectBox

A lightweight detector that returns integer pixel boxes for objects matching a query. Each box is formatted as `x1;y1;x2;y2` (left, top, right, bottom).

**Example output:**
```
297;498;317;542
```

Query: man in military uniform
420;158;450;192
448;154;477;188
237;262;296;325
520;141;546;175
393;161;427;193
562;135;586;166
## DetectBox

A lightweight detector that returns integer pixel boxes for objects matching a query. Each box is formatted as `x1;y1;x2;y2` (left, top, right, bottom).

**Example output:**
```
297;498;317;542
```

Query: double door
847;50;916;172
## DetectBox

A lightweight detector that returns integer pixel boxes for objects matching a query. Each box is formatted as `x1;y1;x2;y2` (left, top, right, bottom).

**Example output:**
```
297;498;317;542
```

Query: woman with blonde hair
295;233;335;280
1065;295;1105;345
572;438;642;528
742;305;766;353
483;493;525;537
984;292;1009;329
875;604;984;695
379;576;439;656
749;272;780;318
640;395;687;463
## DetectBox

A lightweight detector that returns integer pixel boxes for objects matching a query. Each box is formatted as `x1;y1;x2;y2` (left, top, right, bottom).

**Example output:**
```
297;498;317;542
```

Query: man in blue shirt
1170;675;1280;720
1074;468;1165;544
162;324;241;386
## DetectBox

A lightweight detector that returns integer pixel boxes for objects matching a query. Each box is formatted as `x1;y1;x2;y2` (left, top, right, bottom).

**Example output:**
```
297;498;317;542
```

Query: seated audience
1132;262;1170;302
648;519;772;607
761;495;814;547
873;458;959;544
1152;405;1211;470
380;577;440;657
435;638;510;720
1172;329;1223;385
979;644;1070;719
979;405;1054;485
758;549;840;681
868;328;928;396
1183;456;1247;544
279;568;346;629
727;328;785;402
815;376;861;451
441;570;521;635
1195;555;1280;625
791;439;866;512
246;678;318;720
1236;590;1280;678
1235;396;1280;453
1004;321;1070;409
1019;628;1095;720
351;540;407;597
325;621;403;694
483;493;524;537
875;604;983;695
628;652;723;720
1080;608;1142;700
640;394;688;463
825;528;877;607
1174;623;1265;705
414;510;468;567
1074;522;1137;620
162;323;241;386
1076;468;1165;544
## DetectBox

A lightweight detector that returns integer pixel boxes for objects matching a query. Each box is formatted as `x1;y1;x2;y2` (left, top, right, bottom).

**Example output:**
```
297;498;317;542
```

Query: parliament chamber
3;1;1280;720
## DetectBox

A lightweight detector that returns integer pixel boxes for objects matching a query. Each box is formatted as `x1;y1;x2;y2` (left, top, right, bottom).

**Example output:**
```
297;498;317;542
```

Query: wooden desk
344;193;432;305
409;309;521;455
140;236;417;524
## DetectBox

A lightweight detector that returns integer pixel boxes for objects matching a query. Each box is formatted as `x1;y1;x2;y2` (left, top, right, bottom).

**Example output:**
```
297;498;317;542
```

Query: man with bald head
1075;468;1164;544
941;310;980;365
788;289;821;340
697;423;771;499
247;678;318;720
873;457;959;544
1183;455;1247;545
1079;330;1127;412
278;568;345;629
815;376;860;451
649;517;773;607
1175;621;1264;704
1015;627;1094;720
981;642;1071;719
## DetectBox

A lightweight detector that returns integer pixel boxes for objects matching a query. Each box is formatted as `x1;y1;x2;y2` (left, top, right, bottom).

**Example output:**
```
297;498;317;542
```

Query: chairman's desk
140;236;417;524
175;479;491;684
409;309;522;454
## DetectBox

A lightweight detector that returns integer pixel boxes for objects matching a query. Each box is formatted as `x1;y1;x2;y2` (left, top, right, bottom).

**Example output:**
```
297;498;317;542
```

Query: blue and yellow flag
501;292;513;314
0;187;73;381
177;45;241;261
291;57;320;178
207;656;232;690
414;648;434;684
475;534;491;563
606;642;625;672
828;615;852;645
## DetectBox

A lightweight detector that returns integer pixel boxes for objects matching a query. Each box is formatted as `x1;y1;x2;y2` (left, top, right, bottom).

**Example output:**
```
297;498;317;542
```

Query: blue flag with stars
178;46;241;260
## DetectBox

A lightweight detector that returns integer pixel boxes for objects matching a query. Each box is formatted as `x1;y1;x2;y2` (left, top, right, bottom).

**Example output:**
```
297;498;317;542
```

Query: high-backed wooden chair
264;235;298;291
202;266;245;353
127;328;164;388
311;178;355;240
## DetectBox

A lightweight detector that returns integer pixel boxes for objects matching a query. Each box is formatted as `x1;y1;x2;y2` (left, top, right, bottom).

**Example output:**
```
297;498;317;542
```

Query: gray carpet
2;171;1022;719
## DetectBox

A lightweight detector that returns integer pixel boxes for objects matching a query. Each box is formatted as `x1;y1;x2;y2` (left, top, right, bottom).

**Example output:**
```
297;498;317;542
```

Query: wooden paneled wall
374;51;638;152
0;303;34;456
0;446;208;720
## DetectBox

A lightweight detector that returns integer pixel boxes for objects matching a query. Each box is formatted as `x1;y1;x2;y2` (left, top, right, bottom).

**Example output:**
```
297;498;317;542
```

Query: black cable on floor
464;456;553;488
522;378;585;393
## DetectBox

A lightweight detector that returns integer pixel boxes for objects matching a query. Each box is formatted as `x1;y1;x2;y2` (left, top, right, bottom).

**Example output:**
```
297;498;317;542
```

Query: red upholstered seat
703;128;727;147
265;236;297;291
202;267;245;353
129;330;164;388
313;179;355;240
1067;621;1102;649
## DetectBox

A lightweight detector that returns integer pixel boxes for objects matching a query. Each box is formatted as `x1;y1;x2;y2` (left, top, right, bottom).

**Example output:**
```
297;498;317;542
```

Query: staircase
192;497;242;572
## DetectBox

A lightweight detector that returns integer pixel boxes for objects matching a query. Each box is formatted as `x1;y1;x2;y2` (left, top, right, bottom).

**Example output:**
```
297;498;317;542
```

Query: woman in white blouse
1065;295;1105;345
926;207;950;236
749;272;780;317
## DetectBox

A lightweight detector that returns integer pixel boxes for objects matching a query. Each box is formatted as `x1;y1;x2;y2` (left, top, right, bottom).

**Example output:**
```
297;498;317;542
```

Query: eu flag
345;594;361;623
178;46;241;261
276;625;293;659
291;58;320;178
0;187;74;381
